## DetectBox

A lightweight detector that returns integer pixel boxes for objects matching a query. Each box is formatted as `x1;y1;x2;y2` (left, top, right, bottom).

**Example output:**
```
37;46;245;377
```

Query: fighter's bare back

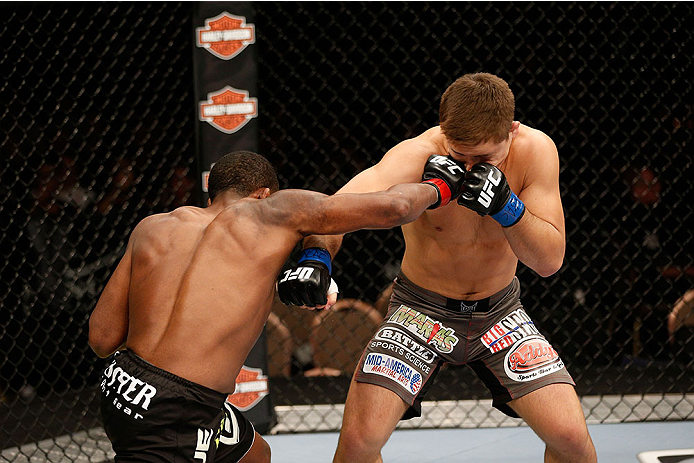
123;203;290;393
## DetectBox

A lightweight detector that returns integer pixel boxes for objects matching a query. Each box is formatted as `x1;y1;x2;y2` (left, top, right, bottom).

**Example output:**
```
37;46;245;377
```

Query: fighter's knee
335;424;383;461
545;424;596;462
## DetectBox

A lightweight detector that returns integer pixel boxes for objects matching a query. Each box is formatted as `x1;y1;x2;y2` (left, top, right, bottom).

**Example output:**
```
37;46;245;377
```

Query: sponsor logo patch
363;353;422;394
101;359;157;420
196;12;255;60
388;305;459;354
459;301;478;313
503;336;564;382
199;86;258;134
227;365;269;411
481;308;540;353
375;328;435;363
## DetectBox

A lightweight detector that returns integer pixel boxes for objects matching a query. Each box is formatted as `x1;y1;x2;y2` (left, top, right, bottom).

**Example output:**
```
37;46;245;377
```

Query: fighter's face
445;136;512;171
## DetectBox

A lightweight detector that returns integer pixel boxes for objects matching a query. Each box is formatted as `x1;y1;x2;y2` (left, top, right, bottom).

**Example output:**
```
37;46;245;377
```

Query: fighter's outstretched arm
265;182;438;239
303;137;434;257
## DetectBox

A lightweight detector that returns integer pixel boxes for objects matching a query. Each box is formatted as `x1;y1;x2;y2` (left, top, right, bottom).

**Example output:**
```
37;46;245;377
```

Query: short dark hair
439;73;515;145
207;151;279;201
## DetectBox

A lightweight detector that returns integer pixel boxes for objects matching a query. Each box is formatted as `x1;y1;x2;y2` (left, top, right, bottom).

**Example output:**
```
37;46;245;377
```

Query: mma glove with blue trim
277;247;337;307
457;162;525;227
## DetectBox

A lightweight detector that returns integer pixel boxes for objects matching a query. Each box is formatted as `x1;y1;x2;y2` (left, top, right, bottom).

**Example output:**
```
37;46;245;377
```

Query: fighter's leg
238;432;271;463
508;383;596;463
333;377;409;463
215;402;270;463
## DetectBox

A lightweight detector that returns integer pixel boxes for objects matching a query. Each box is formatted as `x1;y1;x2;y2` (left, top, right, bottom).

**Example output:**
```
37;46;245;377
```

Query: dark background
1;1;692;456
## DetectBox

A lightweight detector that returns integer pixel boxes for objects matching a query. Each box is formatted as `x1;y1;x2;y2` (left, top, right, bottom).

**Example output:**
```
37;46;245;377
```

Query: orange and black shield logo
199;86;258;134
196;12;255;60
227;365;269;411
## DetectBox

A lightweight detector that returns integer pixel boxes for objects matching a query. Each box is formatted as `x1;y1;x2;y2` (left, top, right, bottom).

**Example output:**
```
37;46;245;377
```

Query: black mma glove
457;162;526;227
277;247;335;307
421;155;467;209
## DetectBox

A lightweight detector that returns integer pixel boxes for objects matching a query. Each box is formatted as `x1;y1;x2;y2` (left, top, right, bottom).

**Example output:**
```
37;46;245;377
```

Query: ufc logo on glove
278;267;315;283
430;155;465;175
478;169;502;208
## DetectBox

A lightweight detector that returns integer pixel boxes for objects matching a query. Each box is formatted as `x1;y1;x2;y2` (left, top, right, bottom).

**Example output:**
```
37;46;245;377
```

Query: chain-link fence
2;1;693;461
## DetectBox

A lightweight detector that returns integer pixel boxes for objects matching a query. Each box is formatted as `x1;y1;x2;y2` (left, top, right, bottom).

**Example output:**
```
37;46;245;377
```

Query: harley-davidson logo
196;12;255;60
199;86;258;134
227;365;269;411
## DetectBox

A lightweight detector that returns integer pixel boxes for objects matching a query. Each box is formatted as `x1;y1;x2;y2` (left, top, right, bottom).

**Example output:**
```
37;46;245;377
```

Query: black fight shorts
100;350;255;462
354;274;575;419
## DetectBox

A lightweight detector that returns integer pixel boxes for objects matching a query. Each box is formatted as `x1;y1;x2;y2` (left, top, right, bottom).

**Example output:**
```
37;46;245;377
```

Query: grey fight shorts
354;274;575;419
100;350;255;462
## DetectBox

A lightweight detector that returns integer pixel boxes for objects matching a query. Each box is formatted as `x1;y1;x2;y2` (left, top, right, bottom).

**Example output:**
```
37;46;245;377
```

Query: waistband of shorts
395;273;516;313
116;350;228;403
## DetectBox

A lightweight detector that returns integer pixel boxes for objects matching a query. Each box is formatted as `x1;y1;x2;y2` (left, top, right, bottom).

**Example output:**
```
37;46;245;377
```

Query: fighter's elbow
535;256;564;278
88;319;121;358
88;337;114;358
385;196;416;227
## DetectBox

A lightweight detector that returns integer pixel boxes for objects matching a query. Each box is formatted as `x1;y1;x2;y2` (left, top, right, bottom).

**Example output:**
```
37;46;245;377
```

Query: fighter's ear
254;187;271;200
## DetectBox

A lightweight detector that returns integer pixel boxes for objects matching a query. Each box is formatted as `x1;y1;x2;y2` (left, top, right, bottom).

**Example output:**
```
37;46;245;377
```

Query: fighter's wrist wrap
490;191;526;227
422;178;452;208
298;247;332;274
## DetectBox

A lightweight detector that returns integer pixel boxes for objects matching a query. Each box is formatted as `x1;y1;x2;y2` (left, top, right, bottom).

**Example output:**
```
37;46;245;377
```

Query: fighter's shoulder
515;125;558;161
382;127;443;161
511;126;560;190
132;207;202;235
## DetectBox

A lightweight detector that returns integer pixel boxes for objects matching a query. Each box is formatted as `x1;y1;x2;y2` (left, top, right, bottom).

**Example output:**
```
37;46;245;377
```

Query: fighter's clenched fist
421;155;466;209
277;247;336;308
457;162;525;227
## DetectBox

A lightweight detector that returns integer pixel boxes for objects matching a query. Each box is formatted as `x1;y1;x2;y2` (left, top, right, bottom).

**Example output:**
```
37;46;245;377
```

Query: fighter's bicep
260;190;332;236
89;241;133;356
518;141;564;232
263;189;397;237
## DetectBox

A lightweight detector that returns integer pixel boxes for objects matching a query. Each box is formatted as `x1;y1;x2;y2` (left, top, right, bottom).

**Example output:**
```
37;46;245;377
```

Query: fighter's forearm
301;183;437;257
503;209;565;277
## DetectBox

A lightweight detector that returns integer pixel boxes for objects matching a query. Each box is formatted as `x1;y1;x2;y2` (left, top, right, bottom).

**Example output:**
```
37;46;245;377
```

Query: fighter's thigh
214;402;260;462
508;383;589;444
341;376;409;441
238;432;270;463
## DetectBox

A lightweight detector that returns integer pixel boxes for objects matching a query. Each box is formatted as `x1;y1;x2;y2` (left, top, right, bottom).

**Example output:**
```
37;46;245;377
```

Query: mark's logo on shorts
101;359;158;419
388;305;459;354
503;336;564;382
363;353;422;394
481;308;540;353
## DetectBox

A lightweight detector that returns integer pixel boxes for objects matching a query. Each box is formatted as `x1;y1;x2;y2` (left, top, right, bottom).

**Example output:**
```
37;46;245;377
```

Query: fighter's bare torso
124;202;294;393
336;124;563;300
